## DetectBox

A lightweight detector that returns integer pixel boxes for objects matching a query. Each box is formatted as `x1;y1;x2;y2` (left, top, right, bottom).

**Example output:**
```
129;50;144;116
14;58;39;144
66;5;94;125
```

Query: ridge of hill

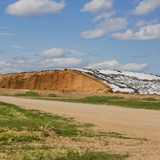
0;69;113;94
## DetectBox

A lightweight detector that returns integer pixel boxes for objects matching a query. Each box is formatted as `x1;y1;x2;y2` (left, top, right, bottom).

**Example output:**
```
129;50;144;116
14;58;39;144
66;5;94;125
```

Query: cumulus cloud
5;0;66;19
134;53;148;58
80;0;113;15
111;24;160;40
0;55;88;74
37;48;87;58
135;18;158;27
79;17;127;39
93;11;115;22
87;60;149;72
0;33;14;35
79;0;127;39
0;48;89;74
10;45;23;48
37;48;70;58
131;0;160;15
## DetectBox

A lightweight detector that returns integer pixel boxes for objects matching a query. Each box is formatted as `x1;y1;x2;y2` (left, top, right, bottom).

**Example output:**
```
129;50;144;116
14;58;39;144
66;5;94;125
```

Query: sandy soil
0;89;160;159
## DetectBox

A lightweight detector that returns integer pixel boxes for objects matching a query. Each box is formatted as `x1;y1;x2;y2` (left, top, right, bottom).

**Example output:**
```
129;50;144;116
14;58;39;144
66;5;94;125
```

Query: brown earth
0;70;113;94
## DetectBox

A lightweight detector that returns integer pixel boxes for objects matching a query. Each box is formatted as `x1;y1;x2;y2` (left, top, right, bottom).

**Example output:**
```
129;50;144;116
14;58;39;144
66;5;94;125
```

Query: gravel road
0;96;160;142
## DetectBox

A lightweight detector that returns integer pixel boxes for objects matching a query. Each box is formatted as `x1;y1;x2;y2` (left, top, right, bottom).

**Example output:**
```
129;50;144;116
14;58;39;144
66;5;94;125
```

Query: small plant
104;140;109;146
48;94;56;97
143;97;157;101
14;91;39;97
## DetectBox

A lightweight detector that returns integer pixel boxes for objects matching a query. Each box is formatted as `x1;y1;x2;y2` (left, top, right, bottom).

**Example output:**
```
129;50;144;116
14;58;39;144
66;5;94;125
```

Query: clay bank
0;70;113;94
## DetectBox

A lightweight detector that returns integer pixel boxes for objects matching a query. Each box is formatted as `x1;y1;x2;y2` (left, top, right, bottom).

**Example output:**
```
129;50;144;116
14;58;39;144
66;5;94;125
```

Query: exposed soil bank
0;70;113;94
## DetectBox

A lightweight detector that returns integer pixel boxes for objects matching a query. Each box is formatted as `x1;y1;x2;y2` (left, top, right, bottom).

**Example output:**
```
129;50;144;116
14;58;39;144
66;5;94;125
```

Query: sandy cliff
0;70;113;93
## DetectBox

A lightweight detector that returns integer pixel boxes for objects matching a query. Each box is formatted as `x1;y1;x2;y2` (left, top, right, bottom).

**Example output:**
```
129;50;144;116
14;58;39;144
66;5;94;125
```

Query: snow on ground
73;69;160;95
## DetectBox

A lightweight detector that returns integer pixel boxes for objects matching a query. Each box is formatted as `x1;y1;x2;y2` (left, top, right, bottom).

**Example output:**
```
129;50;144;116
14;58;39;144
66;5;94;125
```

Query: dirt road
0;96;160;159
0;96;159;141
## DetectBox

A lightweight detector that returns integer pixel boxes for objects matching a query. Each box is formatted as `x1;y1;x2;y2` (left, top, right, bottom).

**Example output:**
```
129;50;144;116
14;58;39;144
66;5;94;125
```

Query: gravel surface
0;96;160;159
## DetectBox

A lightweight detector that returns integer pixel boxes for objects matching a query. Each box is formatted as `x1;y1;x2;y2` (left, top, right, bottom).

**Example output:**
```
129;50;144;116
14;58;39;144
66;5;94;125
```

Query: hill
0;69;113;94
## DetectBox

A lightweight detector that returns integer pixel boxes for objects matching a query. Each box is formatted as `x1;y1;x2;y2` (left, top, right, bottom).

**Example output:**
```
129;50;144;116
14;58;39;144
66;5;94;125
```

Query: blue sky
0;0;160;74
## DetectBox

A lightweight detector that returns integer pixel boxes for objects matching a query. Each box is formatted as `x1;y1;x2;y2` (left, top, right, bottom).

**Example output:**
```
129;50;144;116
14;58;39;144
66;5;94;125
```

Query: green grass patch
0;101;102;144
0;131;41;145
14;91;39;97
1;94;10;96
143;97;157;101
33;96;160;110
0;147;129;160
0;102;130;160
0;102;84;139
48;94;57;97
107;101;160;110
34;96;124;104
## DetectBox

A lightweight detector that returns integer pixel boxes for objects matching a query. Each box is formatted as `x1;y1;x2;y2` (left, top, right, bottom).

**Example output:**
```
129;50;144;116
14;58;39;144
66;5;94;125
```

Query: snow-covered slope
73;69;160;95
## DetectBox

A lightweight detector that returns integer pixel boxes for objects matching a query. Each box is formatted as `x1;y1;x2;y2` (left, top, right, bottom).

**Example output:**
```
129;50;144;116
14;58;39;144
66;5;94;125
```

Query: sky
0;0;160;75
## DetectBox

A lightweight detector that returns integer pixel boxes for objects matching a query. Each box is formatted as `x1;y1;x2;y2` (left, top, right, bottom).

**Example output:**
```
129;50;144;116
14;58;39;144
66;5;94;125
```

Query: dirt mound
0;70;113;93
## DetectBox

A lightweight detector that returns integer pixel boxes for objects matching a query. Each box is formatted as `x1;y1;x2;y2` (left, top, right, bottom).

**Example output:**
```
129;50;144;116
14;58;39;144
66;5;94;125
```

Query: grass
107;100;160;110
33;96;124;104
143;97;157;101
0;147;129;160
3;92;160;110
0;101;85;139
33;96;160;110
48;94;57;97
0;101;130;160
14;91;39;97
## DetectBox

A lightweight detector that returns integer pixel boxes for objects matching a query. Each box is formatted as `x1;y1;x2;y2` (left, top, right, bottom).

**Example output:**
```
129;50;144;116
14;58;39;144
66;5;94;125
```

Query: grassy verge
107;101;160;110
143;97;157;101
3;92;160;110
14;91;39;97
33;96;160;110
48;94;57;97
33;96;124;104
0;101;130;160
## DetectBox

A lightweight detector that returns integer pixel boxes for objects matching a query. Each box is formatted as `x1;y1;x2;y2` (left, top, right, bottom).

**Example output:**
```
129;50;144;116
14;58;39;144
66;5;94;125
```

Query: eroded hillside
0;70;113;94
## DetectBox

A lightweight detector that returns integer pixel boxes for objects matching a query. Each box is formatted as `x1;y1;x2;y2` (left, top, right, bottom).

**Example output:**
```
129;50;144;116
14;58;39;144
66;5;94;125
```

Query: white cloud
80;0;113;15
135;18;158;27
10;45;23;48
5;0;66;19
135;20;146;27
79;17;127;39
37;48;70;58
37;48;87;58
87;60;149;72
134;53;148;58
93;11;115;22
0;33;14;35
131;0;160;15
0;56;88;74
111;24;160;40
